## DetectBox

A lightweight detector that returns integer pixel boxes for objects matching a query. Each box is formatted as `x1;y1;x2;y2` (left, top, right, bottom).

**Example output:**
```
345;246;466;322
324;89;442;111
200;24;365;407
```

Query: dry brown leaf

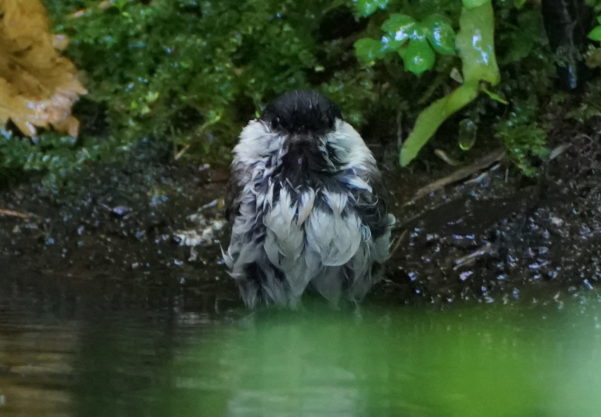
0;0;87;137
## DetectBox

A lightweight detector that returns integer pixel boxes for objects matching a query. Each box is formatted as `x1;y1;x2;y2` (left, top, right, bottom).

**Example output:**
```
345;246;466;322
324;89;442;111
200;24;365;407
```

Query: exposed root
405;148;506;205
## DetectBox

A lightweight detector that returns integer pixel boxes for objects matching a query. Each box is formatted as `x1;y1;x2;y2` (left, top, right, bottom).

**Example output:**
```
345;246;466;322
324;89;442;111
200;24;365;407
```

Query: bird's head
260;90;342;137
233;90;376;180
259;91;343;175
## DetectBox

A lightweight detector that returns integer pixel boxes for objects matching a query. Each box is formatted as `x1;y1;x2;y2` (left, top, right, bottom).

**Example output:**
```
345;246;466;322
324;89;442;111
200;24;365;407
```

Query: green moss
0;128;109;188
493;93;550;176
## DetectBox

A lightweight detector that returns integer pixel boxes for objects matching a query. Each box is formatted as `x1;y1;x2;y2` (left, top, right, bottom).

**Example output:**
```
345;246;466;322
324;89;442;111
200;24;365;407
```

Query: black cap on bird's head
261;90;342;136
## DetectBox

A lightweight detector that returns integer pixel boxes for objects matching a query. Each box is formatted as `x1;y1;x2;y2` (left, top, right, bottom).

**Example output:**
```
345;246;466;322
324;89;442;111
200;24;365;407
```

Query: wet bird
224;90;394;308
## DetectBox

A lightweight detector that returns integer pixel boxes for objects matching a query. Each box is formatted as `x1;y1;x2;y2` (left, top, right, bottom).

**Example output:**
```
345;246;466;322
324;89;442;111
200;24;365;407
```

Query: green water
1;273;601;417
149;305;601;417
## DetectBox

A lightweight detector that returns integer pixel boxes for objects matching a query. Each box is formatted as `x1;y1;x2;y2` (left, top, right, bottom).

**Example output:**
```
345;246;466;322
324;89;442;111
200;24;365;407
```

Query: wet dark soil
1;119;600;310
382;119;601;306
0;143;238;314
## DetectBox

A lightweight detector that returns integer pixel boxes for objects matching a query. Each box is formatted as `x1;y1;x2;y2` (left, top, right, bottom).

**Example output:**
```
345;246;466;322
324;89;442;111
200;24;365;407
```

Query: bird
224;90;394;308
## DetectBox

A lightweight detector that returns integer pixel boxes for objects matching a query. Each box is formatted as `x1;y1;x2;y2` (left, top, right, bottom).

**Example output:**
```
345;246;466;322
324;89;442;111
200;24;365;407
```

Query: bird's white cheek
325;120;377;173
233;120;283;166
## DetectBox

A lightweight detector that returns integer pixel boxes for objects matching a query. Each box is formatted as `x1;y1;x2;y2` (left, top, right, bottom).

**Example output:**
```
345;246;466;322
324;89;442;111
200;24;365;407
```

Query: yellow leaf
0;0;87;137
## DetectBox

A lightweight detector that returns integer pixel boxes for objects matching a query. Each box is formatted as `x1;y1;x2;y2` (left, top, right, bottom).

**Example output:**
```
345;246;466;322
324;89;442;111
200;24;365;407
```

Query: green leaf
462;0;490;8
401;38;436;75
379;35;404;53
354;38;385;63
381;13;416;43
410;24;428;41
482;86;508;104
456;2;500;85
400;82;479;166
423;14;456;55
400;1;500;166
353;0;389;17
500;9;540;64
589;26;601;42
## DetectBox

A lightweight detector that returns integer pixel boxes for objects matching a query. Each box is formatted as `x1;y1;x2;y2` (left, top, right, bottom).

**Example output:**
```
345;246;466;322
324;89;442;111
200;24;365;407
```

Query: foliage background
1;0;600;185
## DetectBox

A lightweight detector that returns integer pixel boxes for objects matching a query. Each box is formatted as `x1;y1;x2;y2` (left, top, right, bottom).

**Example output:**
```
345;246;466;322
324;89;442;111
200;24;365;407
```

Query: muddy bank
382;119;601;305
0;120;600;308
0;143;238;313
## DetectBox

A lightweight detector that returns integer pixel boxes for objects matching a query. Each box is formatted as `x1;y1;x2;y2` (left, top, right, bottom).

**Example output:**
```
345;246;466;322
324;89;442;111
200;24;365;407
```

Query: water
2;270;601;417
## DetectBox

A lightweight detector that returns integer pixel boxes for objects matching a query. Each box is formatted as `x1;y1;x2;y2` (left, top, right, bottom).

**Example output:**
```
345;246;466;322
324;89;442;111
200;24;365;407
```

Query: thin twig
0;208;30;219
174;144;191;161
434;149;462;166
549;143;571;161
453;242;495;270
396;112;403;148
389;229;408;257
